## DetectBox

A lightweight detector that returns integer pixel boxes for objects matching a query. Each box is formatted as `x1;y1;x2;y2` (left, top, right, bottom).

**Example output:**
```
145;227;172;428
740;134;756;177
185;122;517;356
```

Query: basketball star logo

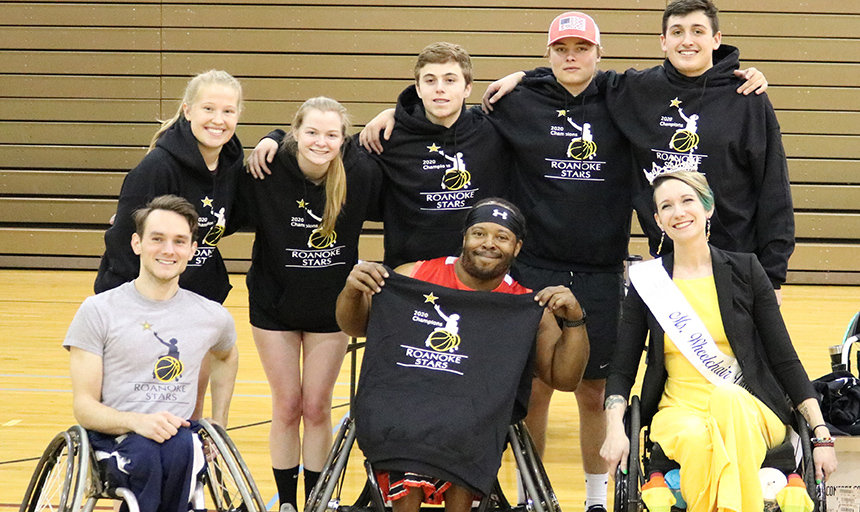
297;198;337;249
202;207;226;246
196;197;226;247
427;143;471;191
558;110;597;160
150;330;184;382
643;98;707;183
424;301;462;353
668;99;700;153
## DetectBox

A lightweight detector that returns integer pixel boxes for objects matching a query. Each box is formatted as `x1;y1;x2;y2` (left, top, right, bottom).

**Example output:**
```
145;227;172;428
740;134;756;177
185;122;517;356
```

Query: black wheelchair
613;396;825;512
20;419;266;512
304;416;560;512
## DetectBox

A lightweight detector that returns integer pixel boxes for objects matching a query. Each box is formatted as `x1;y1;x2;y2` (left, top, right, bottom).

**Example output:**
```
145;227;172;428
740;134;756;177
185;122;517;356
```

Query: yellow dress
648;276;787;512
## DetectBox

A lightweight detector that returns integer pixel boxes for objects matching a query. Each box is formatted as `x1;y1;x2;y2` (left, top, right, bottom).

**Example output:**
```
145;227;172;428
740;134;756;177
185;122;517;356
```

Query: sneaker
585;506;607;512
280;504;298;512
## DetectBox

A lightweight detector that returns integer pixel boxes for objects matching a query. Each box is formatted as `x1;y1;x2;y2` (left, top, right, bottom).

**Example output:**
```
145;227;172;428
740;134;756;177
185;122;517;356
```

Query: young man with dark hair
605;0;794;303
65;195;239;512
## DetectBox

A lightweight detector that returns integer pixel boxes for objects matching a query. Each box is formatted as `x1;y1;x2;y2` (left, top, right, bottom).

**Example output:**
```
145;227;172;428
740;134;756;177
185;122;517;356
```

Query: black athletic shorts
248;295;341;333
511;261;623;380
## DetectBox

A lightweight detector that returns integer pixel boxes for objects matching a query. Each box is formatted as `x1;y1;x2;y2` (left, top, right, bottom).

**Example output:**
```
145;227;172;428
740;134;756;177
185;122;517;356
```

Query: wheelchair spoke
197;420;265;512
35;451;67;510
200;435;248;509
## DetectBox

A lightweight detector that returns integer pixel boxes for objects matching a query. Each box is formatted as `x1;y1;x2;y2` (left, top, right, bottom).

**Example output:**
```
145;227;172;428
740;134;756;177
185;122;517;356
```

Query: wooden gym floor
0;270;856;510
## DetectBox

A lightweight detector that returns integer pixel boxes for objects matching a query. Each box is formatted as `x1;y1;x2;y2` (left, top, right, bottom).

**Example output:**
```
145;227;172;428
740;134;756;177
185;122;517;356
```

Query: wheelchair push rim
20;425;90;512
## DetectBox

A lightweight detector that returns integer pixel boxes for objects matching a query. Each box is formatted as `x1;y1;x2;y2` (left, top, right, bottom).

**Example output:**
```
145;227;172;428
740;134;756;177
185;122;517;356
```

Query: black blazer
606;246;815;425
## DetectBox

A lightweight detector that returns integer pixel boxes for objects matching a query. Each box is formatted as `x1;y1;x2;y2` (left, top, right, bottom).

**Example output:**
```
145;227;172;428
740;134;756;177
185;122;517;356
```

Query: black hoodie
233;142;381;332
603;45;795;287
487;73;637;273
374;85;512;267
94;117;244;303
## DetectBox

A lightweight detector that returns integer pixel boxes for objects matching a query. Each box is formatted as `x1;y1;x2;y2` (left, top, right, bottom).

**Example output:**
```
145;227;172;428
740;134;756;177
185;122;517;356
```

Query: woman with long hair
95;69;244;304
600;171;836;511
236;97;380;512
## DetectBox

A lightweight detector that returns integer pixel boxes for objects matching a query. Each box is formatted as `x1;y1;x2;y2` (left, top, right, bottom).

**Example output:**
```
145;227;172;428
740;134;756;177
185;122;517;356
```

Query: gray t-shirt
64;281;236;419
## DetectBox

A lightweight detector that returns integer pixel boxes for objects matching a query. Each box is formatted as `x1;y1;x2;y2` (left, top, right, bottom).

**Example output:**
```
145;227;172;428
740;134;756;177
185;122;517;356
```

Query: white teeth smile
674;220;694;229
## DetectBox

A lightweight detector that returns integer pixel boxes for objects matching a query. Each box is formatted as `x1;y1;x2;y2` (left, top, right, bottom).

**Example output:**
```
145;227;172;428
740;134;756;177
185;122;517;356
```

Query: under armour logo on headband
464;201;525;240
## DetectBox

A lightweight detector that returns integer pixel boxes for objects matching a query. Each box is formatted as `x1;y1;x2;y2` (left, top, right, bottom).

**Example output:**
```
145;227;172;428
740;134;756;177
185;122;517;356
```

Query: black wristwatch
563;308;587;328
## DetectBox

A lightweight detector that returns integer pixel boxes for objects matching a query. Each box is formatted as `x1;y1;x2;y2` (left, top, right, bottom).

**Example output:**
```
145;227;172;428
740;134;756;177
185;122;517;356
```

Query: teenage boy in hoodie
248;42;512;269
603;0;794;304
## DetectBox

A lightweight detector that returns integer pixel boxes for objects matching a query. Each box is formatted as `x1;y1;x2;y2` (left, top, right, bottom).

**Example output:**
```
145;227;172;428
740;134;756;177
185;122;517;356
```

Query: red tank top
410;256;531;295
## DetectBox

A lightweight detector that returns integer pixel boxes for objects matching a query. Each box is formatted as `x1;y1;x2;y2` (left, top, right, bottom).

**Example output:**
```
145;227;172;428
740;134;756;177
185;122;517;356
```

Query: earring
657;230;665;255
706;218;711;242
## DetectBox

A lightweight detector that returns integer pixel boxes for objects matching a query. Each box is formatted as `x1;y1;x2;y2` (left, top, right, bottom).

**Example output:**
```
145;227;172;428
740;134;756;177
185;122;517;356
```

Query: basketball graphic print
203;224;224;246
308;228;337;249
154;355;184;382
671;130;699;153
426;328;462;353
442;169;471;191
567;137;597;160
151;330;184;382
203;207;227;246
423;302;462;353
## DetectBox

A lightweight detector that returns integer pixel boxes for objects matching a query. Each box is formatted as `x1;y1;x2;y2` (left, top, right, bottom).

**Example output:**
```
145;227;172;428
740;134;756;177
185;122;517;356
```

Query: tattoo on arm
604;395;627;410
797;401;812;423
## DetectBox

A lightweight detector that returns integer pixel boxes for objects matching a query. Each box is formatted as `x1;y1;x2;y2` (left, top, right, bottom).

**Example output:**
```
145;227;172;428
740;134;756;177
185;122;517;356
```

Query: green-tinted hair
652;171;715;213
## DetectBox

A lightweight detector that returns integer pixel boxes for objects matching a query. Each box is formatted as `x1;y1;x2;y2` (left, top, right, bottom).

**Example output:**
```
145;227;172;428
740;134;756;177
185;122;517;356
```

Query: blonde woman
236;97;380;512
96;70;244;304
601;171;836;512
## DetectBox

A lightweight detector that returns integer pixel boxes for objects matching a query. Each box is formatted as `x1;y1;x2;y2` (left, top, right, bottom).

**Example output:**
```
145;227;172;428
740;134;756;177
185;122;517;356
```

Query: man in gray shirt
64;195;238;512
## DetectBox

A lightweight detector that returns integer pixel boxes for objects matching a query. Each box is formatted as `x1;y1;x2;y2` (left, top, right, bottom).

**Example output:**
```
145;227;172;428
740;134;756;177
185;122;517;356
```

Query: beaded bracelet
811;437;835;448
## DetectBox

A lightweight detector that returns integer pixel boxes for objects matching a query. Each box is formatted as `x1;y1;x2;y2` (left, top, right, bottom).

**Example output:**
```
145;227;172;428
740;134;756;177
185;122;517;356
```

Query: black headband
464;203;525;240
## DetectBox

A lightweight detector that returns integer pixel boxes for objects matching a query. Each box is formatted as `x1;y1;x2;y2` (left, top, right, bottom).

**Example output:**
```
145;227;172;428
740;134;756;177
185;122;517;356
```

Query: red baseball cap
547;12;601;47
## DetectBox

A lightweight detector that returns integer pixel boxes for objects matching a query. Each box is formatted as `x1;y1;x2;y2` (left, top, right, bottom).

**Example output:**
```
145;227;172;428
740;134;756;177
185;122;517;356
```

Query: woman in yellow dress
600;171;837;511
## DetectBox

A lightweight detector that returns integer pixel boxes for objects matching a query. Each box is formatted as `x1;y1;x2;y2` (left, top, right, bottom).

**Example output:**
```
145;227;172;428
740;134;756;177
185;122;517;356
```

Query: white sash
629;258;744;387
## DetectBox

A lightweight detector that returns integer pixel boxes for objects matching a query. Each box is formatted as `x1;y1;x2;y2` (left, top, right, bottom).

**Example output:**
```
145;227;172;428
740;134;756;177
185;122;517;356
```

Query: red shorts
375;471;452;505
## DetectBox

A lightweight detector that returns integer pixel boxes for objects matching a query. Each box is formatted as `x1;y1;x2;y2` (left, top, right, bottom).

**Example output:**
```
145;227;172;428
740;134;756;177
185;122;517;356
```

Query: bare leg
444;485;475;512
253;327;303;469
391;487;424;512
524;377;554;455
300;331;349;471
576;378;608;474
577;378;608;510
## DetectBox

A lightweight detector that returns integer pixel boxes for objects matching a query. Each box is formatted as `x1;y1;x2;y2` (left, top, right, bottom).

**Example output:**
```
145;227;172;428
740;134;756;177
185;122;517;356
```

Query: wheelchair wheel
613;396;642;512
626;396;641;512
508;421;560;512
305;416;358;512
20;426;90;512
198;419;267;512
793;415;826;512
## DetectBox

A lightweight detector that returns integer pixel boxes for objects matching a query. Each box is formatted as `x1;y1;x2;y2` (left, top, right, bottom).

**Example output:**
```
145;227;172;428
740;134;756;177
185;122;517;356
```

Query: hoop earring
706;218;711;242
657;230;665;255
